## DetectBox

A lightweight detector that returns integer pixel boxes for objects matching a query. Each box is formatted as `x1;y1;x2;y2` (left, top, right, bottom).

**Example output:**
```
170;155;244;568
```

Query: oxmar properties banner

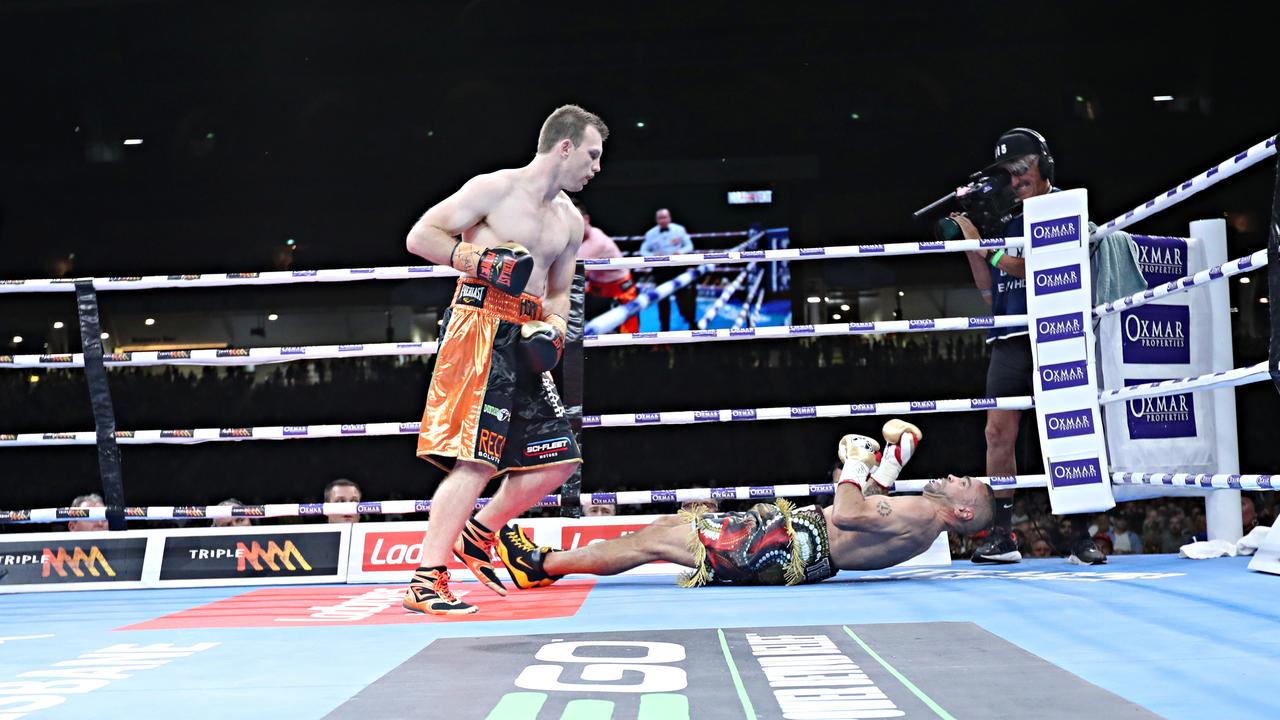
1099;234;1218;476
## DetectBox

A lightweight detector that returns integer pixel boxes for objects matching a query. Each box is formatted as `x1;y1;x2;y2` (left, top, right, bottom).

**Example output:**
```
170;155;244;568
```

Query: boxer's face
561;126;603;192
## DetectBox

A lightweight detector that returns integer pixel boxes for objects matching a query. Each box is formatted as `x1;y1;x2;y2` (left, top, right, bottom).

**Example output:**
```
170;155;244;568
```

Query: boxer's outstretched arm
405;173;509;264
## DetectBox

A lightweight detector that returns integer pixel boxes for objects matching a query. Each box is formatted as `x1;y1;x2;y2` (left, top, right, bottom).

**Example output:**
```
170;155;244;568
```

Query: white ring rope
6;472;1272;523
583;315;1028;347
582;396;1035;428
1093;133;1277;237
1098;361;1272;405
697;262;758;329
0;342;439;369
0;395;1036;447
0;266;462;294
583;236;1022;271
0;315;1027;368
1093;248;1268;317
0;422;420;447
610;230;755;243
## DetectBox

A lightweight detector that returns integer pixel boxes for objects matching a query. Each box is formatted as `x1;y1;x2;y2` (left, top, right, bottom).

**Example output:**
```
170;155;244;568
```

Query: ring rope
1093;248;1267;317
583;236;1021;271
697;262;758;329
1093;133;1277;237
0;266;462;294
0;341;440;370
1098;361;1272;405
610;230;754;243
5;472;1273;524
0;395;1036;448
0;235;1022;295
582;396;1035;428
0;315;1029;369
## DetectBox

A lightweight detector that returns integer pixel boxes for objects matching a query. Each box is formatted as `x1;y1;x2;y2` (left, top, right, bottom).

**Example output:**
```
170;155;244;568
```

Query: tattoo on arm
862;483;890;498
876;500;892;517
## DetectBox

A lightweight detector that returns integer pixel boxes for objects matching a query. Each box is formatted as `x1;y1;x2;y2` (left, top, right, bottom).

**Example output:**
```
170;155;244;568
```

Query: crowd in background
3;334;1274;558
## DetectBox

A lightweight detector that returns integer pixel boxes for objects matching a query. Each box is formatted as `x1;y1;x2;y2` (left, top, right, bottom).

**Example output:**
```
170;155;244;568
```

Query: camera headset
993;127;1054;184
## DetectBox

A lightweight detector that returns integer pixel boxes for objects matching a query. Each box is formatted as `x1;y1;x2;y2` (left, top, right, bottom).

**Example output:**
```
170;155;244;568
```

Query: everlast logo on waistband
1126;380;1196;439
1050;458;1103;488
1034;264;1082;296
1040;360;1089;391
1030;215;1080;249
1046;408;1094;439
458;283;487;306
1134;237;1187;287
1122;305;1190;365
1036;312;1085;344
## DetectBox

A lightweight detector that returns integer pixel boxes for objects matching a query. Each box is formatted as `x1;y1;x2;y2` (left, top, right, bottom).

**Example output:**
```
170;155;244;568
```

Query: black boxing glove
451;241;534;296
519;315;566;373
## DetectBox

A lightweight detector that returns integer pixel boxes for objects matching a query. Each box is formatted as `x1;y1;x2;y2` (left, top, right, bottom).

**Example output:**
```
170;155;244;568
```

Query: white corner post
1023;189;1116;515
1192;218;1244;542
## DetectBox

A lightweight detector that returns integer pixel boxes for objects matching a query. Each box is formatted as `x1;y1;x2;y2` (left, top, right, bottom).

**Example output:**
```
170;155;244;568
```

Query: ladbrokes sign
160;531;341;580
0;538;145;585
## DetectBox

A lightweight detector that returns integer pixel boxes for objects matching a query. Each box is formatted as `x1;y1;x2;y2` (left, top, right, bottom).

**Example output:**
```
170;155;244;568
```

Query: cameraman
950;128;1109;566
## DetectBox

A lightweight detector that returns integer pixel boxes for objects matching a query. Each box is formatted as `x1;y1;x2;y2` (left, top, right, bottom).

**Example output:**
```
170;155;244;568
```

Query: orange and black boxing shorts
416;278;582;476
586;274;639;334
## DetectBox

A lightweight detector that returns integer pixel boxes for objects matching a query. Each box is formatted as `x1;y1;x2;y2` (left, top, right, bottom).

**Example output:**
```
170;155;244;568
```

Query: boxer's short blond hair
537;104;609;154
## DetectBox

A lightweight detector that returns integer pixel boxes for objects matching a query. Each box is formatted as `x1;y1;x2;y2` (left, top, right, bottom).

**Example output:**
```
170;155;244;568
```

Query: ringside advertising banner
0;537;146;587
160;529;343;581
1100;232;1220;479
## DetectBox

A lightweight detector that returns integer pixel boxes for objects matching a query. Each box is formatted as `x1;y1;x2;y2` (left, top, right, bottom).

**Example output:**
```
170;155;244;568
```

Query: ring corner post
1022;189;1116;516
74;280;128;531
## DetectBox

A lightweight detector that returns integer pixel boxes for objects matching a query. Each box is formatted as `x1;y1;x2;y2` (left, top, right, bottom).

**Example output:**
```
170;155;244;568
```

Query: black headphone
1002;127;1055;184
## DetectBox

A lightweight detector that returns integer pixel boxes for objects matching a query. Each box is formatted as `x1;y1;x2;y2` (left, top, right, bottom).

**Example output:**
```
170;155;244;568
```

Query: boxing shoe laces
402;567;478;616
453;518;508;596
496;525;561;590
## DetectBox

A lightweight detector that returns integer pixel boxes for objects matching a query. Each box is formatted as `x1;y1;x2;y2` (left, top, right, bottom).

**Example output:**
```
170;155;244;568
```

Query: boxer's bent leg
543;518;696;576
476;462;577;530
419;460;496;567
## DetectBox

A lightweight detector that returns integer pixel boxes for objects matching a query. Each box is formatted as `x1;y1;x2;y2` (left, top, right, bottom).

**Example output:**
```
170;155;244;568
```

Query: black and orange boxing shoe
496;524;561;590
402;566;477;615
453;517;508;596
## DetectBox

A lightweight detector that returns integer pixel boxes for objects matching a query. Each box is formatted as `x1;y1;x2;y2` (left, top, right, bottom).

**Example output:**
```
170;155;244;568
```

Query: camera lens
934;217;964;242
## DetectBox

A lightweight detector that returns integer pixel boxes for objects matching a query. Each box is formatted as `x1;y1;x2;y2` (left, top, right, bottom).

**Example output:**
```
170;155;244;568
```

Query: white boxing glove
836;434;880;491
872;419;922;489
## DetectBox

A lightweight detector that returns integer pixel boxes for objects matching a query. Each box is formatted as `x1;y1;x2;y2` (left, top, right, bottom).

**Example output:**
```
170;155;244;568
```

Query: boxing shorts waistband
452;278;542;323
586;274;635;297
